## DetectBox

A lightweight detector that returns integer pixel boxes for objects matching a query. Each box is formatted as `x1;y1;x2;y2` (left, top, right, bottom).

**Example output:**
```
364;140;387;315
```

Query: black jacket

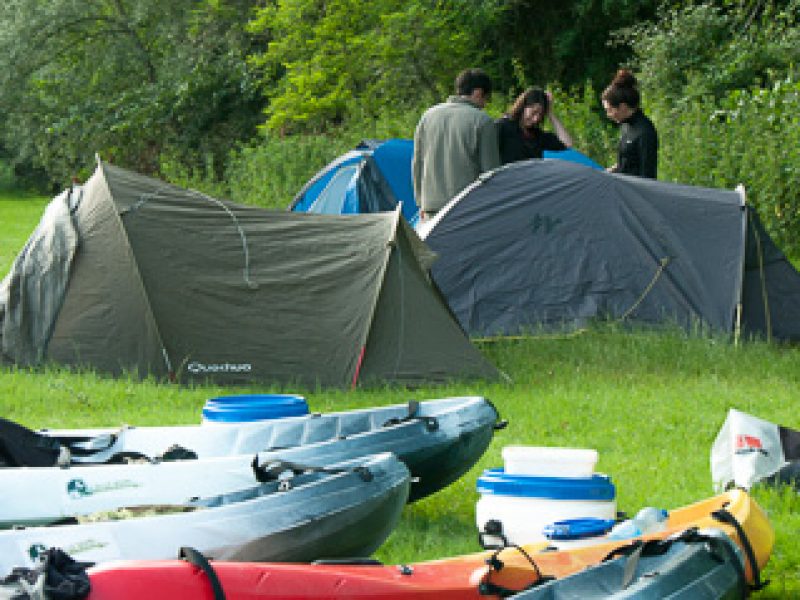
497;116;566;165
616;110;658;179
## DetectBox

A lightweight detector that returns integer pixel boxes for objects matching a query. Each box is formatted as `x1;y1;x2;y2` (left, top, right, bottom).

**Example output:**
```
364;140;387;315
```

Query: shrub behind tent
0;160;498;388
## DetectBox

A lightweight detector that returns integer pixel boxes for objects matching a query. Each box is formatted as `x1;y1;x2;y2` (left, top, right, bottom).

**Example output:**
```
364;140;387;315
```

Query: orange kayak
87;489;773;599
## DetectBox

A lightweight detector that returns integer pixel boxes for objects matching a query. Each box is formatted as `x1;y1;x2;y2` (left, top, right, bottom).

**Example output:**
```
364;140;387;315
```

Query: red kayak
86;489;773;599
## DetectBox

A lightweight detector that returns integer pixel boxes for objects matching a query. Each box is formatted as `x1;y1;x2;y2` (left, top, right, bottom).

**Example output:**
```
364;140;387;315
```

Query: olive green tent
0;160;498;387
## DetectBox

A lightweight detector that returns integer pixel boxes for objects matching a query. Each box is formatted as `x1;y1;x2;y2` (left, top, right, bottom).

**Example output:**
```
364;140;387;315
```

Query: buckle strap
712;508;769;592
382;400;439;432
251;458;374;484
179;547;225;600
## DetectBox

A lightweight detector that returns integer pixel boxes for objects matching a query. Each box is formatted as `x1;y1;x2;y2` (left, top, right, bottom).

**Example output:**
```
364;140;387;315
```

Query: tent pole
734;303;742;347
733;185;748;346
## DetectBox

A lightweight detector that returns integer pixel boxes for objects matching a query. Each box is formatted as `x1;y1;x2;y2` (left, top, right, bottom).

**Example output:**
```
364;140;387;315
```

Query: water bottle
607;507;668;540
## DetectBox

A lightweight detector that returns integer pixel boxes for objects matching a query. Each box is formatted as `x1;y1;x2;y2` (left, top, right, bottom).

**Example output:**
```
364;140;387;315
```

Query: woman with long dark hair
497;87;573;165
602;69;658;179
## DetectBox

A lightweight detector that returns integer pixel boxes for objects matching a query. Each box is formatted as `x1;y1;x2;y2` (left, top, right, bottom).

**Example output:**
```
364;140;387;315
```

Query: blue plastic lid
202;394;309;423
543;518;616;541
476;469;615;501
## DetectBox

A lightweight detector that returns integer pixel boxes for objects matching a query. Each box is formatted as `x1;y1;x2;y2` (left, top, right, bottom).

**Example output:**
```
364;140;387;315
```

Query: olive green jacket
412;96;500;214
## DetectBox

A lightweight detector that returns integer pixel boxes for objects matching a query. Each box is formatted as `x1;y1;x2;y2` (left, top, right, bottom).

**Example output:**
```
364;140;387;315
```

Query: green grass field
1;191;798;596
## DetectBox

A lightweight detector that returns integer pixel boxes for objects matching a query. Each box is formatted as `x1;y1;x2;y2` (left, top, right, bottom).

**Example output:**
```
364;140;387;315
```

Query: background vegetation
2;1;800;255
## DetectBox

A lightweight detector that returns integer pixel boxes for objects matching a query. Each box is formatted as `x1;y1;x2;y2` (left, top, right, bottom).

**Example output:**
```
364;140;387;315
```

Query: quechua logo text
187;362;252;375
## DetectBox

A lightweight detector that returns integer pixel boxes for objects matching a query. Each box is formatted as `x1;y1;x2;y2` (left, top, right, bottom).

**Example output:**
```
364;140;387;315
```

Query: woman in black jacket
497;87;573;165
602;70;658;179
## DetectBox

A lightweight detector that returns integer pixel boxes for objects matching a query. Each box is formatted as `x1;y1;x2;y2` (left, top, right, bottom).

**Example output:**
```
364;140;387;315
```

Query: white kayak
0;396;503;525
0;452;409;573
39;396;497;466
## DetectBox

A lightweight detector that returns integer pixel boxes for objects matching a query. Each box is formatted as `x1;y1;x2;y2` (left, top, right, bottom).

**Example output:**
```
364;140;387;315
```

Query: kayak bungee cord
476;520;553;597
477;542;553;597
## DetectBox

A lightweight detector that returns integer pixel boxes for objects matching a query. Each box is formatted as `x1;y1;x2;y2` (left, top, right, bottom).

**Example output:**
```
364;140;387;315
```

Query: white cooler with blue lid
476;467;616;547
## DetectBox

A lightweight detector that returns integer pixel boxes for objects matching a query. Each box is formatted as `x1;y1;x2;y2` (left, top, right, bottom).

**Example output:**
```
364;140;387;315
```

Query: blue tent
289;139;602;226
544;148;604;170
289;139;419;225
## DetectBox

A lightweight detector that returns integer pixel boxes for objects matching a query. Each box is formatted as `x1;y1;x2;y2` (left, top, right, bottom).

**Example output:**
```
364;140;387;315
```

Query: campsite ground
1;193;799;596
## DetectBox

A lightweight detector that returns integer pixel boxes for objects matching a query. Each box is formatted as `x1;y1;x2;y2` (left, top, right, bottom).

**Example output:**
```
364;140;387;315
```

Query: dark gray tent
0;160;498;387
420;159;800;341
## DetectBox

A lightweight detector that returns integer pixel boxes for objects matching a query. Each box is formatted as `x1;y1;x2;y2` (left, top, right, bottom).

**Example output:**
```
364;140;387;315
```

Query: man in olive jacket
412;69;500;222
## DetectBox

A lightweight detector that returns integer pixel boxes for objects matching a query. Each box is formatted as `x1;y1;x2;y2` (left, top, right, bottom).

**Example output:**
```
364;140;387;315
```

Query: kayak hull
516;529;746;599
0;397;499;526
0;453;409;572
84;489;773;600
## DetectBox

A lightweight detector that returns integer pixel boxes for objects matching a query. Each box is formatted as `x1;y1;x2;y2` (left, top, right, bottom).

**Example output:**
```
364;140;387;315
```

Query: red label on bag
734;434;768;455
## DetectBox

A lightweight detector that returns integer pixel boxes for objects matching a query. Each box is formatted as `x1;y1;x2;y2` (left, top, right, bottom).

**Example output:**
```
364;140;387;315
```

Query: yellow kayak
87;489;773;599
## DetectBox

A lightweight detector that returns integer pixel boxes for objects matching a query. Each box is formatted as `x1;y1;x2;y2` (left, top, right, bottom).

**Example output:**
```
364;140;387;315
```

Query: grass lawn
1;190;798;596
0;191;48;272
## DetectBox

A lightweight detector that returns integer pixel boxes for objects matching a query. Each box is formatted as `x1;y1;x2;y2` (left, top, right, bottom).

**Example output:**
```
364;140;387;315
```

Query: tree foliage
3;0;800;257
618;1;800;106
247;0;497;134
617;1;800;254
0;0;264;186
245;0;668;134
486;0;661;95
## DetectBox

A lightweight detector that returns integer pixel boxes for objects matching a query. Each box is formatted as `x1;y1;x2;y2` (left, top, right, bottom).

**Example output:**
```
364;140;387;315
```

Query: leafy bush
653;77;800;255
618;3;800;105
0;0;264;189
546;83;617;167
247;0;497;135
617;3;800;256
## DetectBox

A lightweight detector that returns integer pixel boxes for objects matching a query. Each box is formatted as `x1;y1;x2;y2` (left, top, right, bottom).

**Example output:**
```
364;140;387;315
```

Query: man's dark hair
455;68;493;97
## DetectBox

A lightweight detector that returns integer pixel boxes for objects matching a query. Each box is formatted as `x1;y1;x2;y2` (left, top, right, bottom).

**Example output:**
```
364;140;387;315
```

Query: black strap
382;401;438;432
477;523;553;597
251;458;373;484
602;539;645;562
712;507;769;591
603;526;736;562
704;529;749;599
602;527;751;596
179;547;225;600
104;451;152;464
160;445;198;461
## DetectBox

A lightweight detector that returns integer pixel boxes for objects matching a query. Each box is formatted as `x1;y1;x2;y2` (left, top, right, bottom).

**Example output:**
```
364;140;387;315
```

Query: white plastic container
502;446;599;477
476;469;616;546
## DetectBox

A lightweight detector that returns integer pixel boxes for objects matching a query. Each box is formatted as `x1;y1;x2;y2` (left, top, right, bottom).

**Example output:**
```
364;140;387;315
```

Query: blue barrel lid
202;394;309;423
476;468;615;501
543;518;616;541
